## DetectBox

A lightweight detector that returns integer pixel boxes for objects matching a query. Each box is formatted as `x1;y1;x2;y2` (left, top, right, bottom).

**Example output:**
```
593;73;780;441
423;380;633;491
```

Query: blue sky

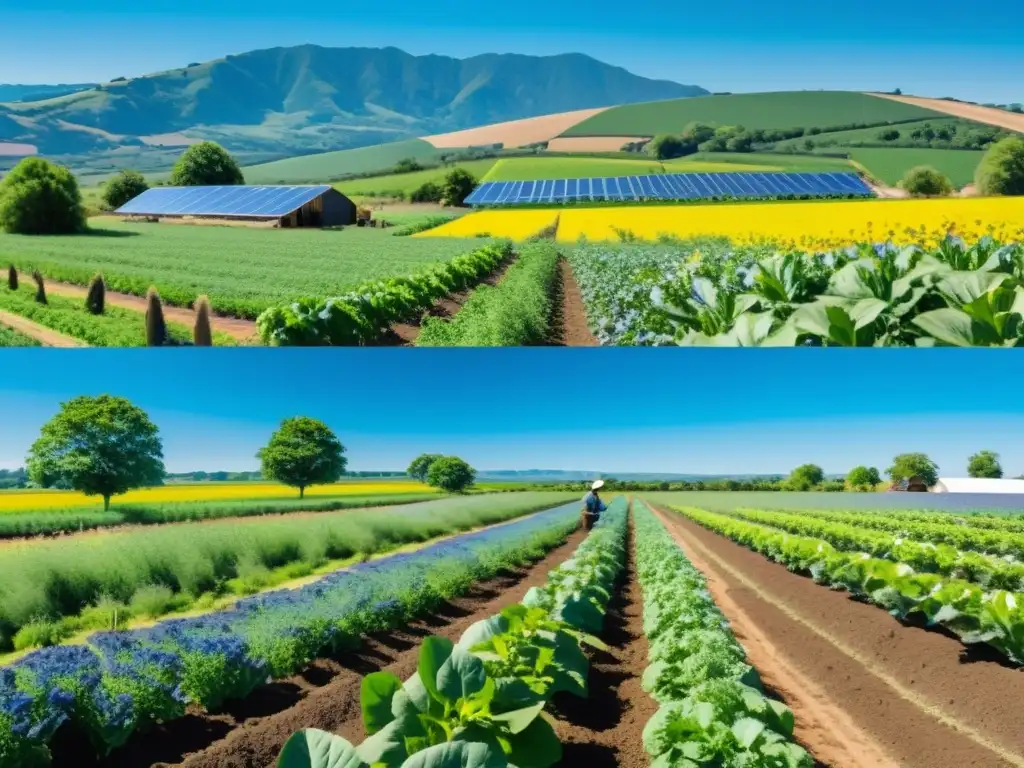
3;1;1022;103
1;349;1022;476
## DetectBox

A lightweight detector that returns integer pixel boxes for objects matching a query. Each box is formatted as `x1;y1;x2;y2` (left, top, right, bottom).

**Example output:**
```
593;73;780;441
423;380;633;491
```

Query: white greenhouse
930;477;1024;494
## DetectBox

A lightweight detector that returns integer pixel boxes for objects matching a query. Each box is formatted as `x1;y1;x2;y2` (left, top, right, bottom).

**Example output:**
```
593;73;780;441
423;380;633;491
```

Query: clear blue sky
3;1;1022;103
1;349;1023;477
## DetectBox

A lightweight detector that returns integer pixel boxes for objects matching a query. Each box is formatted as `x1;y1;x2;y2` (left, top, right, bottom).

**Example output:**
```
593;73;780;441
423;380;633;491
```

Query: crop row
276;496;629;767
784;506;1024;534
0;502;581;767
567;236;1024;347
0;324;39;347
676;506;1024;665
632;501;812;767
416;240;560;346
0;493;575;653
753;506;1024;557
256;241;512;345
722;507;1024;591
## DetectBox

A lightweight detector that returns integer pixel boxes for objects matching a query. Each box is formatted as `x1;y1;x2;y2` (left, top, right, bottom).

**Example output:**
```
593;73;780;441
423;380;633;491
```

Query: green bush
442;168;476;206
102;169;149;210
0;157;86;234
426;456;476;493
899;165;953;196
646;134;686;160
410;181;443;203
85;273;105;314
129;584;176;618
170;141;245;186
975;136;1024;196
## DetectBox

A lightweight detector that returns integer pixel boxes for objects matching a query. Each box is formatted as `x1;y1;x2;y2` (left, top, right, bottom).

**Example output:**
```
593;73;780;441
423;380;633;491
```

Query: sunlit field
416;209;559;239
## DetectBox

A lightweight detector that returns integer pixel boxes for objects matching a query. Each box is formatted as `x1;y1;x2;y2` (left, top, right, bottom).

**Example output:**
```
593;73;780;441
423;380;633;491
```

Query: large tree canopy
170;141;245;186
785;463;824;491
886;453;939;487
257;417;347;498
975;136;1024;196
967;450;1003;479
0;156;86;235
426;456;476;493
26;395;165;509
846;465;881;491
407;453;443;482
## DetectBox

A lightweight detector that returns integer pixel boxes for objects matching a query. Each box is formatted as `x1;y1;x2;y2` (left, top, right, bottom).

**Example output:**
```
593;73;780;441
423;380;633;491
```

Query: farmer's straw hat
591;480;605;490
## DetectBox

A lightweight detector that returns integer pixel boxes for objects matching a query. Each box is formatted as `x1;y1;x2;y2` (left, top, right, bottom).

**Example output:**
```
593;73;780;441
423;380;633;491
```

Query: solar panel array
464;172;873;206
116;185;333;218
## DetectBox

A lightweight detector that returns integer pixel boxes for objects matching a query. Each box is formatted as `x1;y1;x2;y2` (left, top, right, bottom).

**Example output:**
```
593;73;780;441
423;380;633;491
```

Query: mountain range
0;46;706;165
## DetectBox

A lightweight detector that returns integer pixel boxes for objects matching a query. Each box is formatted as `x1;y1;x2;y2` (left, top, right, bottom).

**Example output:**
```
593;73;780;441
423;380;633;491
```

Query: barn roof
115;185;334;218
931;477;1024;494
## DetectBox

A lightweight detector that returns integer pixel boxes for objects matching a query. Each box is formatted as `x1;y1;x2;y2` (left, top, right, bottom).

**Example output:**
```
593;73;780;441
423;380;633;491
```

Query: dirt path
552;514;656;767
551;259;598;346
869;93;1024;134
423;107;609;149
651;505;1024;768
384;253;517;345
76;527;589;768
19;272;258;342
0;309;88;347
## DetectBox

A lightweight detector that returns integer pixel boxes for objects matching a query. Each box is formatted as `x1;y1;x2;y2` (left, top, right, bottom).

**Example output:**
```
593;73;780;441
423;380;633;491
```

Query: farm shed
931;477;1024;494
115;185;356;227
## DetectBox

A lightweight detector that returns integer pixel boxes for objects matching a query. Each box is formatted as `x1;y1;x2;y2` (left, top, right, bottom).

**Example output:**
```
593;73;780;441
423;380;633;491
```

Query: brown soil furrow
106;527;591;768
868;93;1024;134
384;253;516;345
556;259;598;346
19;272;258;341
651;505;1024;768
552;513;656;767
0;309;87;347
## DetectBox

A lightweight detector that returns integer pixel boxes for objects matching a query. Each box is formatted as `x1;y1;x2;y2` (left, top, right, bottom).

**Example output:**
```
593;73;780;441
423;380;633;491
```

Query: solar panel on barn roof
115;185;333;218
463;172;873;206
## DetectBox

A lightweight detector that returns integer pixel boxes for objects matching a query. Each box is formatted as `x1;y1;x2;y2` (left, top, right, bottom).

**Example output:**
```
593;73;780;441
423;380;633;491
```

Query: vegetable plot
0;504;580;768
674;506;1024;666
275;496;629;768
632;501;812;768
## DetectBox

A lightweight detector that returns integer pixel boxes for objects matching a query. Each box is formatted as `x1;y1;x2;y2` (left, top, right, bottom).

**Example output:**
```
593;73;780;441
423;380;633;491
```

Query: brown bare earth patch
650;505;1024;768
547;136;649;153
553;514;656;767
423;108;610;149
20;271;258;342
869;93;1024;134
382;252;517;345
0;309;87;347
75;527;589;768
553;259;598;346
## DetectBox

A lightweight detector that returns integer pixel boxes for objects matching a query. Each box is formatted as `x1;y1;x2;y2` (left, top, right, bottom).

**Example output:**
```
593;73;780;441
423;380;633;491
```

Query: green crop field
0;324;40;347
776;118;963;147
675;151;855;172
848;147;985;186
0;219;487;319
482;156;666;180
562;91;945;137
242;138;443;184
335;158;497;197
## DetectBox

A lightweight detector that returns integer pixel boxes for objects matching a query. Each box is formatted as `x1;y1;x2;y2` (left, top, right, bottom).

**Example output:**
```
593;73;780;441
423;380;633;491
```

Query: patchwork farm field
5;494;1024;768
334;158;497;198
847;147;987;186
242;138;444;184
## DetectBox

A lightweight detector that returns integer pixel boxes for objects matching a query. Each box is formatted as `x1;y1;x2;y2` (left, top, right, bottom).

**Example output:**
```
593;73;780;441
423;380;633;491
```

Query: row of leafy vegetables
676;506;1024;665
632;501;813;768
0;504;579;768
276;496;628;768
256;241;511;346
569;236;1024;346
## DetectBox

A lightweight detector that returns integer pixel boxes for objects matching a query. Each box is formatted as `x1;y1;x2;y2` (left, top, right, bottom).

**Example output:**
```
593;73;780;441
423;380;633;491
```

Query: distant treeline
0;467;411;488
531;477;847;493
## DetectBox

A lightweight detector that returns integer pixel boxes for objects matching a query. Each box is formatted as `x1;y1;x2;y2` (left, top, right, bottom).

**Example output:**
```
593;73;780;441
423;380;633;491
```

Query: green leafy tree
101;169;149;210
257;417;347;498
26;395;165;510
426;456;476;493
846;465;881;491
646;134;686;160
886;453;939;487
975;136;1024;196
899;166;953;197
407;453;442;482
170;141;245;186
0;157;86;234
441;168;476;207
785;464;824;491
967;450;1002;479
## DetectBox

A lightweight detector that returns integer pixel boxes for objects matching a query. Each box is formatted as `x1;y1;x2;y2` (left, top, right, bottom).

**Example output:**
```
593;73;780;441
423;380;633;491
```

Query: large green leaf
911;309;978;346
491;702;544;735
457;617;509;650
419;637;456;705
278;729;364;768
437;646;488;704
400;741;507;768
362;672;403;735
502;714;562;768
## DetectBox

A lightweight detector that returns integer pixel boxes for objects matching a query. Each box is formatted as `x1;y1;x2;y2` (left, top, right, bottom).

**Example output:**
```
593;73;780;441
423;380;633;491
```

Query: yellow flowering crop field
0;480;433;512
415;210;559;240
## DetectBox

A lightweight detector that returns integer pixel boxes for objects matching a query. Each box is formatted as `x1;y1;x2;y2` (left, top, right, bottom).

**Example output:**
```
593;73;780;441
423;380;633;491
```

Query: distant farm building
115;185;356;227
888;476;929;492
931;477;1024;494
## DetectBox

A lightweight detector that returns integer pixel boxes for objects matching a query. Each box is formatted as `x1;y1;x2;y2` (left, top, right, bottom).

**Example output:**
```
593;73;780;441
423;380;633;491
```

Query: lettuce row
722;507;1024;591
632;501;813;768
277;498;630;768
677;506;1024;665
256;241;513;346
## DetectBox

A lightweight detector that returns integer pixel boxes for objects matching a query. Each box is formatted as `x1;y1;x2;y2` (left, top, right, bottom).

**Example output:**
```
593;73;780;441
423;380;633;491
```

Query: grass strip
0;323;40;346
416;240;560;346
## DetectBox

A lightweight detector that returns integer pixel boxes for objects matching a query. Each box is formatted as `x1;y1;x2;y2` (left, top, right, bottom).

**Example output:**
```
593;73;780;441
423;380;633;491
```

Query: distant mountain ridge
0;84;95;103
0;46;707;159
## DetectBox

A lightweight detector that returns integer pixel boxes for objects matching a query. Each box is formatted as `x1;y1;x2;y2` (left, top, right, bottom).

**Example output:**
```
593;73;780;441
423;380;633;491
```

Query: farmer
581;480;607;530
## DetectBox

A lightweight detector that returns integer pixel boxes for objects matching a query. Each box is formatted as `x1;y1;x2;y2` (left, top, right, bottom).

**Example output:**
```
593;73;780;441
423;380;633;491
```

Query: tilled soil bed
652;505;1024;768
78;526;588;768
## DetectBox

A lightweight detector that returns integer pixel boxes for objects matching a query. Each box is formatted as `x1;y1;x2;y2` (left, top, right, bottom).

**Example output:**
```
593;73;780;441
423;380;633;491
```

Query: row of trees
898;137;1024;197
20;396;478;509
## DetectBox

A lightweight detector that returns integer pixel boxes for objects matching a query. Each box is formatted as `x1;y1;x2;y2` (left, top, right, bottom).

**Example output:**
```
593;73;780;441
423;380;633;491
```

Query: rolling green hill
243;139;445;184
847;148;985;186
561;91;946;136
